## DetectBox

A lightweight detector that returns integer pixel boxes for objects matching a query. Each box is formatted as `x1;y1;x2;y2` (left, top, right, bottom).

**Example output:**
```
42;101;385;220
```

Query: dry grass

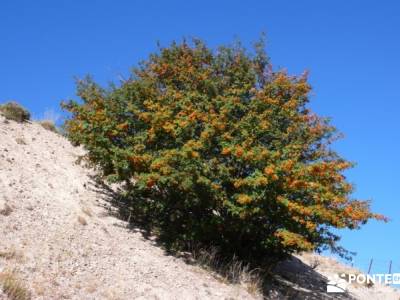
38;120;58;133
0;102;30;123
0;270;31;300
15;138;27;145
189;247;263;296
309;256;321;270
78;215;88;225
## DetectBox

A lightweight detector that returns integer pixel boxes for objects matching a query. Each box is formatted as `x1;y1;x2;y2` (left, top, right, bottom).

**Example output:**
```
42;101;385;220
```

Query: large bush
62;39;385;261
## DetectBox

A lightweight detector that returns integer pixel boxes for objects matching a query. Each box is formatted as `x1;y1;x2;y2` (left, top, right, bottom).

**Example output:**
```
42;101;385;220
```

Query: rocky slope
0;113;399;299
0;115;259;299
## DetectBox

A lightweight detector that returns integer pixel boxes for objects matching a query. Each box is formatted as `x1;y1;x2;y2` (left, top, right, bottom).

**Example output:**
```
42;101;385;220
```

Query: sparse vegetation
0;102;30;123
189;246;262;295
39;120;58;133
0;270;31;300
309;256;321;270
15;138;27;145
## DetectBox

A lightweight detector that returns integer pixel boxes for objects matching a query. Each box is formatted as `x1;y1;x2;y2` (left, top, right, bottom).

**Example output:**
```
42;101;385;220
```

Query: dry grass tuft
78;215;88;226
15;138;27;145
189;246;263;296
309;256;321;270
0;270;31;300
0;102;30;123
38;120;58;133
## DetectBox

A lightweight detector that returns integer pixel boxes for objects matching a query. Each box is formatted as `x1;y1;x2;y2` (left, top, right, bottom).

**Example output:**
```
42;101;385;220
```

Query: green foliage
62;39;385;261
0;101;31;123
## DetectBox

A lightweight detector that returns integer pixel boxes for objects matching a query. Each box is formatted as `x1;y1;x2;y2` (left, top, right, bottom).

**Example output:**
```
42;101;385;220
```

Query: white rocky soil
1;114;399;300
0;115;258;300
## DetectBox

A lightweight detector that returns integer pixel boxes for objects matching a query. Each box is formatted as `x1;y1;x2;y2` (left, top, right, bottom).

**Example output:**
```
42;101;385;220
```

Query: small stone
0;200;13;216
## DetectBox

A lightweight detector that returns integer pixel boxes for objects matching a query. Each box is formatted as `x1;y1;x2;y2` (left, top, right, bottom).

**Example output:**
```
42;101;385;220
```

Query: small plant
309;257;321;270
0;270;31;300
0;102;30;123
15;138;27;145
38;120;58;133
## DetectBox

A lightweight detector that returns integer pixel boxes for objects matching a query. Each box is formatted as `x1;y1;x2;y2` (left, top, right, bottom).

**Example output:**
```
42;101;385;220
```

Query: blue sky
1;1;399;273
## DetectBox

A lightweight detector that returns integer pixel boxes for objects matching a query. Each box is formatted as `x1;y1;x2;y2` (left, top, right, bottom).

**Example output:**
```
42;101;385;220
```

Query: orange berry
221;147;231;155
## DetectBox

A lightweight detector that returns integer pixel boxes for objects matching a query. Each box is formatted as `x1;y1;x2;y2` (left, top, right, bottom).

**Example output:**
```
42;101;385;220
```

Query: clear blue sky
1;0;399;272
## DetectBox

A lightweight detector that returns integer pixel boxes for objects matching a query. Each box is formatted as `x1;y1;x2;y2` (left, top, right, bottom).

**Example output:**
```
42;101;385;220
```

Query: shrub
38;120;58;133
0;271;31;300
0;102;30;123
62;39;386;262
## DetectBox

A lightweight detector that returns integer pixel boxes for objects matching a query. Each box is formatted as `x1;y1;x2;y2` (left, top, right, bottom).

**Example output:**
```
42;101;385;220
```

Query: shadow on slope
89;175;355;300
